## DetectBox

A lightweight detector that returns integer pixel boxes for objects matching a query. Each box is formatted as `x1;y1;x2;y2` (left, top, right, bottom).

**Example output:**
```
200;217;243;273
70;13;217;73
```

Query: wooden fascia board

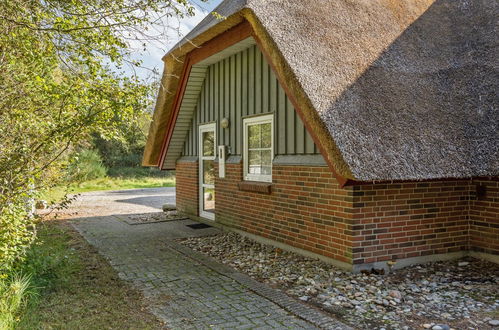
158;55;192;169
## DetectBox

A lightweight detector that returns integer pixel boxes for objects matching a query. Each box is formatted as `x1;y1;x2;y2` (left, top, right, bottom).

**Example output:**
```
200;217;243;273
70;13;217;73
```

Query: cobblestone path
69;189;348;329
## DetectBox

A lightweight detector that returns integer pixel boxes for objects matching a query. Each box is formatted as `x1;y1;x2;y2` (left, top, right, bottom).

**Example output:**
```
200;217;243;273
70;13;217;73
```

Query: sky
126;0;223;81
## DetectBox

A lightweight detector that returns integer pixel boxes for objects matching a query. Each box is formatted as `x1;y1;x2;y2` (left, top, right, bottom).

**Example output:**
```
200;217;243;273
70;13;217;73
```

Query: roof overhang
144;1;499;184
143;11;355;186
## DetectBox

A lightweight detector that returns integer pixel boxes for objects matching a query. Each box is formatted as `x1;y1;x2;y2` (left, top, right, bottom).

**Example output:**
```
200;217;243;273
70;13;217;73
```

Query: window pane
261;166;272;175
261;150;272;166
248;150;261;174
203;160;215;184
203;131;214;156
261;150;272;176
203;187;215;213
248;124;261;149
261;123;271;148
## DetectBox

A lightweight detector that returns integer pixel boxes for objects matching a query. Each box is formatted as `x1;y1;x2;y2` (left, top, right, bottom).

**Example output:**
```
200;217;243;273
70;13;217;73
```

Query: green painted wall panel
277;83;286;154
224;58;230;146
296;110;305;154
248;47;255;116
230;54;236;152
255;47;262;115
235;52;242;155
242;49;248;118
182;45;318;157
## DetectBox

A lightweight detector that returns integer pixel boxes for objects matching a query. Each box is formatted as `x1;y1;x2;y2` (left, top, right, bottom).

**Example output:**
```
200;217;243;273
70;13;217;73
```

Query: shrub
0;200;36;274
91;129;146;168
66;150;107;183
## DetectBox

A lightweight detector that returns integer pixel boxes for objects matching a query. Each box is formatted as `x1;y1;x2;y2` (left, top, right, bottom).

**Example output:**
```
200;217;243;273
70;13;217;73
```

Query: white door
199;123;216;220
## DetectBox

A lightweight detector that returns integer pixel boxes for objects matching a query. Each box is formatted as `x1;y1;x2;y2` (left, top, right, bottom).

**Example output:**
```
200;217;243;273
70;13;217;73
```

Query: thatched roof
144;0;499;182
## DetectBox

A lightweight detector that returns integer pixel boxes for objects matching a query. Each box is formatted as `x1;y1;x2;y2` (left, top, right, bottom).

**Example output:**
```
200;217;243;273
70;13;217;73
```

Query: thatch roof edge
143;9;355;181
144;0;498;182
241;9;354;180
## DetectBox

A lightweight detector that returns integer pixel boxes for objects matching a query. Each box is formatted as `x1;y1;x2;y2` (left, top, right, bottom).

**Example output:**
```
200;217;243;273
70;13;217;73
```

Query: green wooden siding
182;45;318;157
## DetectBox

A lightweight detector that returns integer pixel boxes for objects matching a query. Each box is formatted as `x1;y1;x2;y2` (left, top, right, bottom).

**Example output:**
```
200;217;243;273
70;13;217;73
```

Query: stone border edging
164;240;352;330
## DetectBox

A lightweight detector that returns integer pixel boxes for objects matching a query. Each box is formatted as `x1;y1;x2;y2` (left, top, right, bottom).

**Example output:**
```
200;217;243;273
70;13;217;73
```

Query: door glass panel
199;124;216;219
203;160;214;184
203;187;215;213
202;131;214;156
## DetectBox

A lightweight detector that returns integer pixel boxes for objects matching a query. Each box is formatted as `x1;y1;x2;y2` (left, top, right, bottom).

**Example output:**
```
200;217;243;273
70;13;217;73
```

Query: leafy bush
114;153;143;168
91;112;149;169
66;150;107;183
0;0;194;302
0;200;36;274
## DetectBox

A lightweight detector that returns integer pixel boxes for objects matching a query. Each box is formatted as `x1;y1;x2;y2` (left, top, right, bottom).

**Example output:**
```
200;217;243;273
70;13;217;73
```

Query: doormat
115;212;189;225
186;223;212;229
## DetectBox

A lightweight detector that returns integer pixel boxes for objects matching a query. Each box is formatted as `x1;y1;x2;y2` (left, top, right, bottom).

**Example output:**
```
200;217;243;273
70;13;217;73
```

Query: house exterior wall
175;160;198;216
176;131;499;268
181;44;318;157
469;179;499;256
176;157;499;269
172;41;498;270
176;159;356;265
215;161;355;264
350;181;471;265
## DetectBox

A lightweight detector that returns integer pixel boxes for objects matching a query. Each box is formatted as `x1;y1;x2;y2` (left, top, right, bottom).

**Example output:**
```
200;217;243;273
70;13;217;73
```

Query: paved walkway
69;188;348;329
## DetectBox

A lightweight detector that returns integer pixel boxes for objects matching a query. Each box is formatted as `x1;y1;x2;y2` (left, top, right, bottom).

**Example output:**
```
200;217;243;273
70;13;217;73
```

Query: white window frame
243;114;274;182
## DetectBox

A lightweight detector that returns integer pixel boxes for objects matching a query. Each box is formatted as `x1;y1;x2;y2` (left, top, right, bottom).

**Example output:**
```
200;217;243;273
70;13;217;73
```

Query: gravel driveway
66;187;175;217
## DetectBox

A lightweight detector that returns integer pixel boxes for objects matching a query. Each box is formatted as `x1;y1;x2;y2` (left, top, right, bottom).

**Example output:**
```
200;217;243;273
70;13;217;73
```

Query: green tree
0;0;198;272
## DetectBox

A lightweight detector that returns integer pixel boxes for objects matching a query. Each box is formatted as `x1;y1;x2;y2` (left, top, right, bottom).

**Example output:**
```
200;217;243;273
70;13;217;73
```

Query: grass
0;274;31;329
43;167;175;203
15;220;163;329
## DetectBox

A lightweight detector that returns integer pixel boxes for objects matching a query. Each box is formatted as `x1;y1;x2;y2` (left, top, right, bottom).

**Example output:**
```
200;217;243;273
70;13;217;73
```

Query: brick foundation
469;179;499;255
351;181;471;265
175;160;198;216
175;159;499;269
216;162;355;264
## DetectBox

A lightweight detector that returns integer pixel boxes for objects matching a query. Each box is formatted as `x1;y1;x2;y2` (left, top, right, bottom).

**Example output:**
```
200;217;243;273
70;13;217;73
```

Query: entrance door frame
198;122;216;220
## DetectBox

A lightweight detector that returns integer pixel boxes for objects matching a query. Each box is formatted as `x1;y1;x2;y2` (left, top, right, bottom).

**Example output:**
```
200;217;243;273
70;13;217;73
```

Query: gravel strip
117;212;188;225
179;232;499;330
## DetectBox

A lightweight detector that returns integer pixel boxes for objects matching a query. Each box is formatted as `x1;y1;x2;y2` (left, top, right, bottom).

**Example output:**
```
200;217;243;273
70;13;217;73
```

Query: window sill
238;181;272;194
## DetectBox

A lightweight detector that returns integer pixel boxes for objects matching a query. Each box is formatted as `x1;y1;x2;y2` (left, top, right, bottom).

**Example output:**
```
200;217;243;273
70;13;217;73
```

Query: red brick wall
469;179;499;255
215;162;355;264
175;158;499;266
175;161;198;215
351;181;471;265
